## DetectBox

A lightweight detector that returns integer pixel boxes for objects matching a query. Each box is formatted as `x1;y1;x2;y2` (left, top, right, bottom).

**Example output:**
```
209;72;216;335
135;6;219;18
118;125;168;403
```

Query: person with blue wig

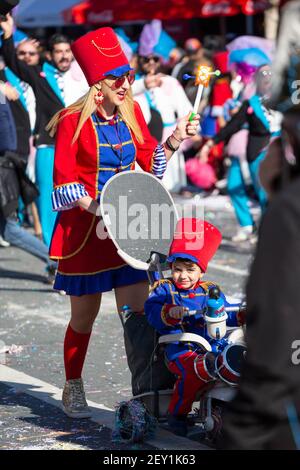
200;63;282;242
133;20;193;193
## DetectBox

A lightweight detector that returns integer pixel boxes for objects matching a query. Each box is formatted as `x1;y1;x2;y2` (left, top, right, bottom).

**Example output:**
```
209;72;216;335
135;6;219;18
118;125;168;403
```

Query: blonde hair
46;83;144;145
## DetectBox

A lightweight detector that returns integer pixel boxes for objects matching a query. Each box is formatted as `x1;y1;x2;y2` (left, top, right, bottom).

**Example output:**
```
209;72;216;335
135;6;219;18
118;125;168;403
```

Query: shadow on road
0;268;46;283
0;382;152;450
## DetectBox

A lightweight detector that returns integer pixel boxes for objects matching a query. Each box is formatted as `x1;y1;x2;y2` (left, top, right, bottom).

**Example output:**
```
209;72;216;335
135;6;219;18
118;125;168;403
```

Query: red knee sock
64;324;91;381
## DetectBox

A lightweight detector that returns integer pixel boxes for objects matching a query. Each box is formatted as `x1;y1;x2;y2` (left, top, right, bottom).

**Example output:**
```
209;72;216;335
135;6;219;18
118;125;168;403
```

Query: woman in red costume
47;27;199;418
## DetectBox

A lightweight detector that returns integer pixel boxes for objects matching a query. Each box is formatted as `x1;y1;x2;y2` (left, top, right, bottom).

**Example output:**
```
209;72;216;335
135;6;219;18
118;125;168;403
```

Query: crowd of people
0;13;285;256
0;0;300;450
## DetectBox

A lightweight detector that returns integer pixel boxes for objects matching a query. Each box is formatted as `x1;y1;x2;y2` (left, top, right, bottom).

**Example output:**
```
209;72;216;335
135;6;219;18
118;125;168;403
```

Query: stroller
100;171;246;443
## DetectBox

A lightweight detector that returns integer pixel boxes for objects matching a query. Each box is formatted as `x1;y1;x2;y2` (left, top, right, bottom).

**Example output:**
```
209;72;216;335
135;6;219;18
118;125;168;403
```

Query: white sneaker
232;226;255;243
62;378;92;419
0;235;10;247
54;289;67;296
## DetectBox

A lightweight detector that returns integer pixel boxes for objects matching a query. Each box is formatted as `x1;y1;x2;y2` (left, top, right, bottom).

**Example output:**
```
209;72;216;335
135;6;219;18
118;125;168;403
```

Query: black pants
218;410;299;450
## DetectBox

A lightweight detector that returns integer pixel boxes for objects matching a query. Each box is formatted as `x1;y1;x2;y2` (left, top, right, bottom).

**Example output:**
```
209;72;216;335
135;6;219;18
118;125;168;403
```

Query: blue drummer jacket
144;278;242;361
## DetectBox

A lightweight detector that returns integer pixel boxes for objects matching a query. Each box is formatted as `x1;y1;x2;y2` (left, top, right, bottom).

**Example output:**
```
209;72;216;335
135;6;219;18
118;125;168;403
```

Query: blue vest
92;113;136;196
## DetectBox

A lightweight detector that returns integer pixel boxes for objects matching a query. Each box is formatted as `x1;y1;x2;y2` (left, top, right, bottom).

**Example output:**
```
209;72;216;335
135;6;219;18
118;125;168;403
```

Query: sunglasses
17;51;38;57
110;72;135;89
142;56;160;64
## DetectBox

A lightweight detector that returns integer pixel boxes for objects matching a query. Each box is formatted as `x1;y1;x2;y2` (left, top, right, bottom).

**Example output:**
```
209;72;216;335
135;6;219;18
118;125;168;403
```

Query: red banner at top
67;0;271;24
200;0;240;17
236;0;271;15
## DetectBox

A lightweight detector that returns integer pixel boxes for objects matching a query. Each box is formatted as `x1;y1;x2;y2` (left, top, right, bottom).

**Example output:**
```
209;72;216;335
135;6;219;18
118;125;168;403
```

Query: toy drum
215;343;246;386
194;352;216;383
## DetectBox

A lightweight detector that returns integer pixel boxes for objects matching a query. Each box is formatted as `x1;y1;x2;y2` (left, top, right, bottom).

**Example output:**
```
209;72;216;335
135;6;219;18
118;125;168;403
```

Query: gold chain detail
91;40;122;58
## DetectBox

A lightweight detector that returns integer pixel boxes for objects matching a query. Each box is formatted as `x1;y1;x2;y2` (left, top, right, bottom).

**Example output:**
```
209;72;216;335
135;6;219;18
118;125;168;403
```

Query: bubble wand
183;65;221;121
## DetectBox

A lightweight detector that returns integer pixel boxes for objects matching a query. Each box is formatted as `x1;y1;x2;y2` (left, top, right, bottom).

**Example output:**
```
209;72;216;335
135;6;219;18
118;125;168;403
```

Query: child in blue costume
144;218;245;436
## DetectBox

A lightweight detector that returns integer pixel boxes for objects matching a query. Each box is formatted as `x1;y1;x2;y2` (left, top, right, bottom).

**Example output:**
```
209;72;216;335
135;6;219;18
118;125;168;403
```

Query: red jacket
49;102;158;260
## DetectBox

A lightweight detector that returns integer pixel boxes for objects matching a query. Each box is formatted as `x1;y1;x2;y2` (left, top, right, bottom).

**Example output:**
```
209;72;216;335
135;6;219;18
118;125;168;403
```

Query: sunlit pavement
0;193;258;450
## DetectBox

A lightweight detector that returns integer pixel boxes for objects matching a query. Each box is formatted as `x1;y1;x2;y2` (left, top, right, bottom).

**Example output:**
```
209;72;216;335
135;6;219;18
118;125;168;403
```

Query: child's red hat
71;27;132;86
167;218;222;272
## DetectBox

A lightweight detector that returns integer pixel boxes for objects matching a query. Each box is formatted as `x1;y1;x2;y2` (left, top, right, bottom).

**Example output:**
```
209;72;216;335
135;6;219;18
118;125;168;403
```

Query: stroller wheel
119;405;134;441
206;407;223;442
113;399;157;443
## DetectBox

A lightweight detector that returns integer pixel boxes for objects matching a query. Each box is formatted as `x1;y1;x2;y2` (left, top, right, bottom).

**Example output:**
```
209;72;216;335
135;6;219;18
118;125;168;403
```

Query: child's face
172;260;203;290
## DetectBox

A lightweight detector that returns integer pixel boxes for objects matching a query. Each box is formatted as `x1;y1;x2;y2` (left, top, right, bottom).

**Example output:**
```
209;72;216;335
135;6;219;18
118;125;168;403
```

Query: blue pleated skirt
54;264;148;296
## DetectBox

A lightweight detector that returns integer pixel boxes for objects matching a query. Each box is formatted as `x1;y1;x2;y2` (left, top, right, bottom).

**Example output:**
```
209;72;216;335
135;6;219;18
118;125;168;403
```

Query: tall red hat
213;51;229;75
167;218;222;273
71;27;132;86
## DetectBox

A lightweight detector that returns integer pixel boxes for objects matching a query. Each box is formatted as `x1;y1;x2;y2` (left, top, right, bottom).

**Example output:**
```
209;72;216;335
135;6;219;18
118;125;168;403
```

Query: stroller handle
185;305;242;317
158;332;212;351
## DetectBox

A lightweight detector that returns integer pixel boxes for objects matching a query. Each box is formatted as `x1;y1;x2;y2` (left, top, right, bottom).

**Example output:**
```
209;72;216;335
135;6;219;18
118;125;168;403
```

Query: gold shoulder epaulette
150;278;173;292
200;281;220;293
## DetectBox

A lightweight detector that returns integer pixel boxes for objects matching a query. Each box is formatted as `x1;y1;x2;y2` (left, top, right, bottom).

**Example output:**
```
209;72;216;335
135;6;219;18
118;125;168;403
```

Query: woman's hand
163;113;200;161
173;113;200;142
77;196;100;216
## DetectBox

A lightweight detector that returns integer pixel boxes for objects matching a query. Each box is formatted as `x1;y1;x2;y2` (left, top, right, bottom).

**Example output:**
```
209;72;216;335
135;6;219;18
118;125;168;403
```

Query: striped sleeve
51;183;89;211
151;144;167;179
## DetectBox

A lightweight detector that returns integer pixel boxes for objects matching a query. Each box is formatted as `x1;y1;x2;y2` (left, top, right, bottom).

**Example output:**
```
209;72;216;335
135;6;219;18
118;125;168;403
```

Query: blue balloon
114;27;138;54
153;30;176;61
229;47;271;67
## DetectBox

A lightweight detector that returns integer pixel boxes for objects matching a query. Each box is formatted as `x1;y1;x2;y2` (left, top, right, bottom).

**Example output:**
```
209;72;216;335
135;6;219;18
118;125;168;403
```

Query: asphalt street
0;194;258;450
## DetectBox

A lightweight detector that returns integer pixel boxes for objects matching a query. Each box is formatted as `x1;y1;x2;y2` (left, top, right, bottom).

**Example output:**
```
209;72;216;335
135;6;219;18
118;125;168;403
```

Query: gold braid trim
200;281;220;293
150;278;173;293
91;40;122;58
161;305;172;326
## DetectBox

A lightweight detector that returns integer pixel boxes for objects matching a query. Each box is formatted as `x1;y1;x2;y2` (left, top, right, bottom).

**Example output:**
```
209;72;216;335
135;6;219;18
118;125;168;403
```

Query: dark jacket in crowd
0;69;31;159
1;36;64;146
220;177;300;450
0;151;39;217
214;99;271;163
0;93;17;153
